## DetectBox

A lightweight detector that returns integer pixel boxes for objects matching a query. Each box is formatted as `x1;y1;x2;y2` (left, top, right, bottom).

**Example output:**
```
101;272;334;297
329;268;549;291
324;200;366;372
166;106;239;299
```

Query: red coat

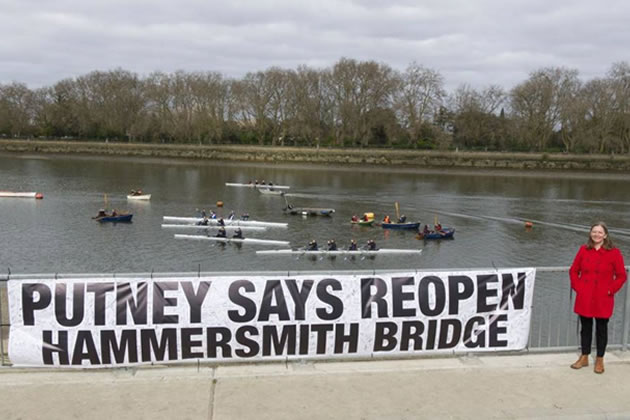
570;245;627;318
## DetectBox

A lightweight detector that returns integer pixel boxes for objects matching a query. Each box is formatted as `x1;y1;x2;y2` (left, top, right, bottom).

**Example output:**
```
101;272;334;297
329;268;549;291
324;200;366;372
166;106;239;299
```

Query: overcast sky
1;0;628;91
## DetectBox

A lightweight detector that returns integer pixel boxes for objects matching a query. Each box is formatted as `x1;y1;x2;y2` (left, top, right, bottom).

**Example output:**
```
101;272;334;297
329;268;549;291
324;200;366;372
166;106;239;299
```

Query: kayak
94;214;133;223
0;191;44;199
226;182;290;190
257;249;422;256
163;216;288;228
381;222;420;230
161;224;266;232
417;227;455;240
174;234;289;246
127;194;151;200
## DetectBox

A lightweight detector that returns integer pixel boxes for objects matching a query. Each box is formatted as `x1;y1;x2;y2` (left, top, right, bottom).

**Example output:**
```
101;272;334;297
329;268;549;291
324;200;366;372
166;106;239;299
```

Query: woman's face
590;225;607;246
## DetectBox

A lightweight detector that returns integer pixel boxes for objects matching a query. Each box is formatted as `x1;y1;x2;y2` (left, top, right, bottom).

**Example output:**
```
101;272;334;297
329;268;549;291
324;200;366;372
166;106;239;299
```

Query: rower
197;216;209;226
327;239;338;251
307;240;318;251
423;224;431;235
241;213;250;220
366;239;377;251
201;209;207;218
232;228;243;239
348;239;358;251
217;218;225;226
216;227;227;238
228;210;235;221
210;210;217;219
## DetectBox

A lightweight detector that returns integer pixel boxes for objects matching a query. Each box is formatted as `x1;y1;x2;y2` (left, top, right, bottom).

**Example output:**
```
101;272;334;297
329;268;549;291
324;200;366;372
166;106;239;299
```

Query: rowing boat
161;224;266;232
174;234;289;246
94;214;133;223
127;194;151;200
284;207;335;216
417;227;455;240
0;191;44;199
257;248;422;255
381;221;420;230
226;182;290;190
163;216;288;228
257;188;285;195
351;219;374;226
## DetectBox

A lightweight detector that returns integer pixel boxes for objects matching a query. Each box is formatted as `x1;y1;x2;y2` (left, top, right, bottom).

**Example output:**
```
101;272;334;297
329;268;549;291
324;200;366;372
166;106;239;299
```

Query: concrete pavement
1;351;630;419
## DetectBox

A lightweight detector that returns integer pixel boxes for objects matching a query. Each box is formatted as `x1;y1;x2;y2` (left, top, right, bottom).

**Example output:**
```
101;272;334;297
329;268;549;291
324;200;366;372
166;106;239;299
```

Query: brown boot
571;354;589;369
594;357;604;374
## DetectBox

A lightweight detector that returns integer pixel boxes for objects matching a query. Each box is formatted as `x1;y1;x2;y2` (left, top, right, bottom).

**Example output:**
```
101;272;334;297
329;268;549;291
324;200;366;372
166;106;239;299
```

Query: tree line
1;58;629;153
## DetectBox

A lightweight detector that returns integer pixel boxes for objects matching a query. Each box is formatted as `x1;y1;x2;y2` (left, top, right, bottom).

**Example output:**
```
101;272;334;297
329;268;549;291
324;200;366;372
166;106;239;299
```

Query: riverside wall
2;139;630;171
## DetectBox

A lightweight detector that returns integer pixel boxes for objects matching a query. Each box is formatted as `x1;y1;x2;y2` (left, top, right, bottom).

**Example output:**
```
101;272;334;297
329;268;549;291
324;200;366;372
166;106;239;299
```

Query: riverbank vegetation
1;58;629;154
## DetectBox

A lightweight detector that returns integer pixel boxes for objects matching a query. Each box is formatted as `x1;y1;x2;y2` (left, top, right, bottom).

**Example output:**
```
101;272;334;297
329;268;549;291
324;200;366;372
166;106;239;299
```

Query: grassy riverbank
2;139;630;171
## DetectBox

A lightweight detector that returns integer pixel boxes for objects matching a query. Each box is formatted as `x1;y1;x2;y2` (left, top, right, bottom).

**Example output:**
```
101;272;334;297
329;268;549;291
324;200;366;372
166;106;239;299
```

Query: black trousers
579;316;609;357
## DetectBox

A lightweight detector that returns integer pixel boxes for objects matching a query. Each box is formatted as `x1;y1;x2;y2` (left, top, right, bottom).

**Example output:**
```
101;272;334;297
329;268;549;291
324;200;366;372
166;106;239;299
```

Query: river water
1;152;629;275
2;152;630;348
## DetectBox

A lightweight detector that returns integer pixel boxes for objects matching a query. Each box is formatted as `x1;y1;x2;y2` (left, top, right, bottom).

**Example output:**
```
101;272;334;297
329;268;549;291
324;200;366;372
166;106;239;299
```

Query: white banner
8;268;536;368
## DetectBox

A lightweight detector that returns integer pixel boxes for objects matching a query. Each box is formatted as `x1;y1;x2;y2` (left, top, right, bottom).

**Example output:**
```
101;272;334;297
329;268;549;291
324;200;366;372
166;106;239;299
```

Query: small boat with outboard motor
127;189;151;200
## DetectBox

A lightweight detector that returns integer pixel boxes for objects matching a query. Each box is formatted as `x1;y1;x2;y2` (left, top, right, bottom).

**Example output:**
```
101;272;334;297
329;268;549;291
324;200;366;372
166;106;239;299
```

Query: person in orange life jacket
383;215;391;224
569;222;626;374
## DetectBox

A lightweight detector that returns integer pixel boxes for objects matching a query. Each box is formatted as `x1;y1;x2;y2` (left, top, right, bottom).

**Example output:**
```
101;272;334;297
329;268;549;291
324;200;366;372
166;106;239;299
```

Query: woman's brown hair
587;222;614;250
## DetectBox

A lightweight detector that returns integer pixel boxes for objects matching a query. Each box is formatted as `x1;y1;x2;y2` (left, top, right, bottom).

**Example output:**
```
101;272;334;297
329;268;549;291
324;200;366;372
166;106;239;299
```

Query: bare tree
394;62;445;146
510;67;579;151
608;62;630;153
327;58;398;147
0;82;35;137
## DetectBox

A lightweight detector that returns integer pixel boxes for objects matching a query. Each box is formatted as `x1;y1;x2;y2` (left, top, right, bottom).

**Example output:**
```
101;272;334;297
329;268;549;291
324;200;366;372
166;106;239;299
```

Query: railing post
621;276;630;351
0;282;5;366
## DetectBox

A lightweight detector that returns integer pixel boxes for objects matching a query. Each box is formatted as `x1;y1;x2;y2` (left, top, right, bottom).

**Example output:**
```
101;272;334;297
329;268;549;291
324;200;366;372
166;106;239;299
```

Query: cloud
1;0;628;91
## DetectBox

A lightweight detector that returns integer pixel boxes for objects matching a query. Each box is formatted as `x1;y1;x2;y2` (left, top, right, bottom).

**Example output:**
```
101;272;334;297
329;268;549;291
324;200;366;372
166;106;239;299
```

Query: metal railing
1;266;629;366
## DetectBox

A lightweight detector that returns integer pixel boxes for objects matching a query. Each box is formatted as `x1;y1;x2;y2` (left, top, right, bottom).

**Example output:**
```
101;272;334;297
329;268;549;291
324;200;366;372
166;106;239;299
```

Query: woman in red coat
569;222;627;374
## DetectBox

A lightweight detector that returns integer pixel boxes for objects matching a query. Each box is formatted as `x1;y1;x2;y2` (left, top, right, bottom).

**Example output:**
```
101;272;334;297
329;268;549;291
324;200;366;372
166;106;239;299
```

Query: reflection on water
0;153;629;275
